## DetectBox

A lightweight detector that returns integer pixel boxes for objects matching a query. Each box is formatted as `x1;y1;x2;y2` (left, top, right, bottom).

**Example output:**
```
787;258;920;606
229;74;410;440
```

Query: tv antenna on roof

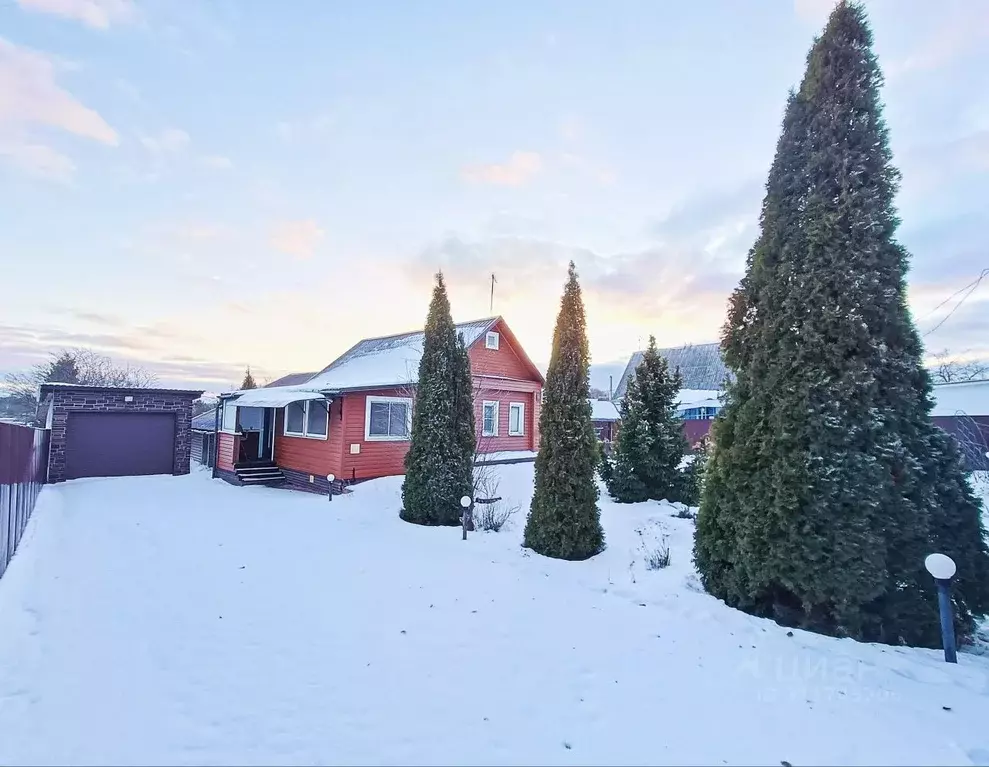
490;273;497;313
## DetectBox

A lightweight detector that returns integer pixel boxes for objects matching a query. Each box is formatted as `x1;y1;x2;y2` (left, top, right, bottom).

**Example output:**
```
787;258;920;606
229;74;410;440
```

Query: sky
1;0;987;393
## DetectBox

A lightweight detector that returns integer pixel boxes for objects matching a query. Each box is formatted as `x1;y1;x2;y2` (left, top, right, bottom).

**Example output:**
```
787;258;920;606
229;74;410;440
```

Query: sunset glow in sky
2;0;987;391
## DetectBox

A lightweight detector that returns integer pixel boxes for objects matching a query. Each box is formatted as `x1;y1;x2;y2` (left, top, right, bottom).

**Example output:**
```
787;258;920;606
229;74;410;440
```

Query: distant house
614;343;729;402
265;372;317;388
589;399;620;442
214;316;544;492
931;378;989;471
191;410;217;468
614;343;729;445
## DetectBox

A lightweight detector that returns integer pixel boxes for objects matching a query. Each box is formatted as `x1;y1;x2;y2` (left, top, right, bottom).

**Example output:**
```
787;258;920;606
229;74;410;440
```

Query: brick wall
46;386;200;483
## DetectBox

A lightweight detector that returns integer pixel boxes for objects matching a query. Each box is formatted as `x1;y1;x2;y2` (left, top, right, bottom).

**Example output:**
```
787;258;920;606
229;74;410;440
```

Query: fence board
0;422;49;579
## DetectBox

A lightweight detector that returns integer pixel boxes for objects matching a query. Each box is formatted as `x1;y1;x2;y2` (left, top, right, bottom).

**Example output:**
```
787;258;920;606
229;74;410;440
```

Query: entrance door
259;408;275;462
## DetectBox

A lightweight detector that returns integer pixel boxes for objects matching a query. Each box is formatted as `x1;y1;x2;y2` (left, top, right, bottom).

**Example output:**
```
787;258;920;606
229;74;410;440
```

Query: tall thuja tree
524;261;604;560
695;1;989;646
606;336;687;504
401;273;476;526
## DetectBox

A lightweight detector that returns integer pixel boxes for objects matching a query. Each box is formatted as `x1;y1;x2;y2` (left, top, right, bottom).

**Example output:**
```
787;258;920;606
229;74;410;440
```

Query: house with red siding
212;317;544;492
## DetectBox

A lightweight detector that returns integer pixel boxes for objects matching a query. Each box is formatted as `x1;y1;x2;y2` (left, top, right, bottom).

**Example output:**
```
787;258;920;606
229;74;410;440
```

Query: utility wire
922;267;989;338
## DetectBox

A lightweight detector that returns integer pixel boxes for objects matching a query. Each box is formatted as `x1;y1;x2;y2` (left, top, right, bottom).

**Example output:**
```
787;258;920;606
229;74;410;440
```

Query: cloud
0;37;118;179
269;220;324;259
0;139;76;181
172;223;234;242
137;127;191;179
462;151;543;187
793;0;838;24
200;154;233;170
276;112;334;143
560;152;617;186
887;5;989;78
15;0;135;29
140;128;190;156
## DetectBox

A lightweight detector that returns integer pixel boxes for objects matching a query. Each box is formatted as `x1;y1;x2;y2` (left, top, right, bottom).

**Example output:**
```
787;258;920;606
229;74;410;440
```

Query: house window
238;407;264;431
221;401;238;432
508;402;525;436
365;396;412;441
482;401;499;437
284;399;328;439
485;331;500;350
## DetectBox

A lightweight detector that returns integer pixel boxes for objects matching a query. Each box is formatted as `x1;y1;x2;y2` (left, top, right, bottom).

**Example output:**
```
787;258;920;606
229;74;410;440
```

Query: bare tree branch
929;349;989;384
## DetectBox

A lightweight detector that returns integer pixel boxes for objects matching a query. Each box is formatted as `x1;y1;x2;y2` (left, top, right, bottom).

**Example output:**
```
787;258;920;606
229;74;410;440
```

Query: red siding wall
475;382;541;453
217;432;237;471
338;388;414;481
273;398;345;479
468;319;538;381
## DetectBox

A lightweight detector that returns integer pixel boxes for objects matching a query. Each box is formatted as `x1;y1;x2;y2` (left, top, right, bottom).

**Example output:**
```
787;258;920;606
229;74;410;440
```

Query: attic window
485;331;500;350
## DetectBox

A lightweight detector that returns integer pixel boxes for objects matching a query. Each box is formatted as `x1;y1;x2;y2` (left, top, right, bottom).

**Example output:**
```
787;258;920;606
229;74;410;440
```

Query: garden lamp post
924;552;957;664
460;494;473;541
327;474;335;502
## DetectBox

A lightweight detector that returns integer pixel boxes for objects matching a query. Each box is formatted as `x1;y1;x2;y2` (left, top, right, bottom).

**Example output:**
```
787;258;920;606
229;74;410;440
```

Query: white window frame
364;396;413;441
485;331;500;350
283;399;329;440
221;400;239;434
482;400;500;437
508;402;525;436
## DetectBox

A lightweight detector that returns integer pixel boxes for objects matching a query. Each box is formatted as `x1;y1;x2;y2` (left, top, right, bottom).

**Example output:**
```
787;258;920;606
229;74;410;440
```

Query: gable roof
614;342;730;402
301;316;542;392
191;410;216;431
265;372;317;388
589;399;620;421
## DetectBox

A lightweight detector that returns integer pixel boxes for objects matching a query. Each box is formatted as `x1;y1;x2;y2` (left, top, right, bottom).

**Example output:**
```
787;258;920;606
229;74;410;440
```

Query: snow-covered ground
1;466;988;766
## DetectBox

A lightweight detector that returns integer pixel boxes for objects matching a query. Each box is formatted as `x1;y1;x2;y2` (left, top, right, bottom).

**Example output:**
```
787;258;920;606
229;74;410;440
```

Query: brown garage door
66;412;176;480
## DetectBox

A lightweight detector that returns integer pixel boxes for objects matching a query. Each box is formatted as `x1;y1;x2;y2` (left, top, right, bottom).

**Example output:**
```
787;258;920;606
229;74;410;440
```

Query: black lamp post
924;553;958;664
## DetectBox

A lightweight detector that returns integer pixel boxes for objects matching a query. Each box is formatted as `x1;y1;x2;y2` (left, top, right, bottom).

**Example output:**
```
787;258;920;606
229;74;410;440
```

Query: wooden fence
0;422;49;579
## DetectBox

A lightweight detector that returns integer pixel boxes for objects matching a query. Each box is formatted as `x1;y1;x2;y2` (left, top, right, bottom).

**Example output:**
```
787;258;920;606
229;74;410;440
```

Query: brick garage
41;384;203;483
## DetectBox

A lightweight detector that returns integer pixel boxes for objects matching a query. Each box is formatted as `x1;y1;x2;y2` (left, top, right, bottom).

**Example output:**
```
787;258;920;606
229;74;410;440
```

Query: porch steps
234;462;285;486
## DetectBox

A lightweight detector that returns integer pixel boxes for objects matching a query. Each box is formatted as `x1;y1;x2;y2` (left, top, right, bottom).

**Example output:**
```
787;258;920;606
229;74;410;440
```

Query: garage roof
40;383;204;397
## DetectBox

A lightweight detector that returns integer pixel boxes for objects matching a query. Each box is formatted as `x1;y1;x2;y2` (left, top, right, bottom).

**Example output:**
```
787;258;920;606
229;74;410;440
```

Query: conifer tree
401;273;476;526
44;351;80;384
524;262;604;560
605;336;687;504
694;1;989;646
240;367;257;390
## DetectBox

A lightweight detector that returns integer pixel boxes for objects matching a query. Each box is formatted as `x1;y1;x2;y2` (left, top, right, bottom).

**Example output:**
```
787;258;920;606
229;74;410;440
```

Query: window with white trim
365;396;412;440
284;399;328;439
221;400;238;432
485;331;500;350
482;401;499;437
508;402;525;436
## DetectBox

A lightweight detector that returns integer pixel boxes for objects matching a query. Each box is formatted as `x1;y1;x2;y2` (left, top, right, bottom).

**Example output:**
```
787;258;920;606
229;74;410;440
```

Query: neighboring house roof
589;399;620;422
614;343;729;402
191;411;216;431
265;372;317;388
223;316;542;400
931;378;989;417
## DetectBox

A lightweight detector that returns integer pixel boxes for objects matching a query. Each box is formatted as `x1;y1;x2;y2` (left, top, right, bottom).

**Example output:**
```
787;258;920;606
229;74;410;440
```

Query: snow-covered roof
226;386;326;408
676;389;723;411
191;411;216;431
931;379;989;417
615;343;730;402
589;399;620;421
265;372;317;388
304;317;499;392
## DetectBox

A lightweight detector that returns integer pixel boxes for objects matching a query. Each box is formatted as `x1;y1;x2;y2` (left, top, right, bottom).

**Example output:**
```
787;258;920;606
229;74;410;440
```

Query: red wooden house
212;317;544;492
